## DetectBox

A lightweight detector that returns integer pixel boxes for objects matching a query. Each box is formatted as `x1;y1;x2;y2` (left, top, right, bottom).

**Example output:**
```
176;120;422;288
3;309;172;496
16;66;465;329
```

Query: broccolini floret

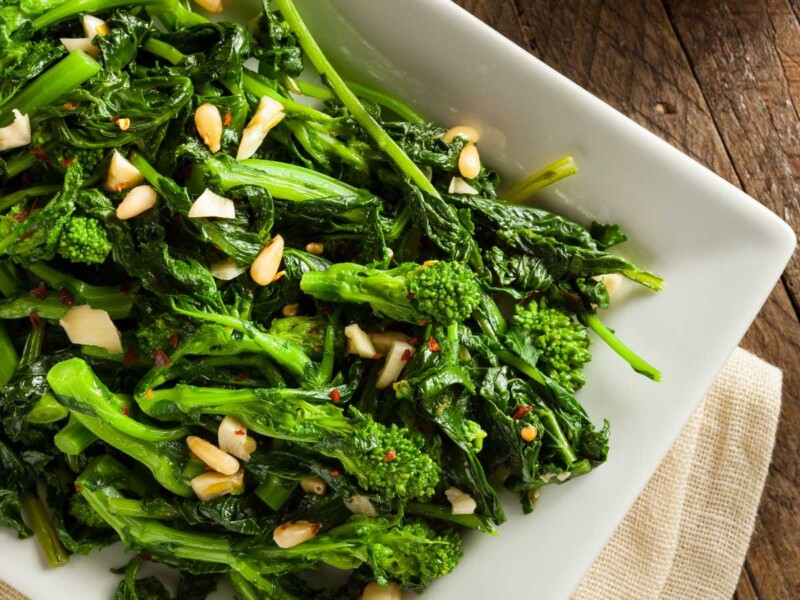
69;495;109;529
512;298;591;391
300;260;481;325
56;217;112;265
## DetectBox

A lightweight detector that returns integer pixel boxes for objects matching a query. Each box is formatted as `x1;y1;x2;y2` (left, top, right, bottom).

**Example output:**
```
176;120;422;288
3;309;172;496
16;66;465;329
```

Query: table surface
453;1;800;598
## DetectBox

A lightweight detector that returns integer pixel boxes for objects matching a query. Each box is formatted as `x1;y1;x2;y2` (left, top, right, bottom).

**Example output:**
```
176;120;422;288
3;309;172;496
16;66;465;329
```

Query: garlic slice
250;235;284;286
218;416;252;461
105;151;143;192
375;341;415;390
188;189;236;219
60;38;100;58
0;109;31;152
370;331;411;355
59;306;122;354
344;494;378;517
448;176;479;195
236;97;285;160
345;324;379;359
210;257;247;281
82;15;110;38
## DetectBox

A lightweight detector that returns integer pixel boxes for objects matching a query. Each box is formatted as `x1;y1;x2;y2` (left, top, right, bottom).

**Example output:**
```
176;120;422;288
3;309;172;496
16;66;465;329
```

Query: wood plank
453;1;800;597
734;565;761;600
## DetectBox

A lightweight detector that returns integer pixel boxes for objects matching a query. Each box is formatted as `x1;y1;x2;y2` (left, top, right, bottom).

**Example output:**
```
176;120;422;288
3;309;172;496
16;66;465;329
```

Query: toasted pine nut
443;125;480;144
195;103;223;153
520;424;538;443
273;520;321;549
186;436;240;475
595;273;623;299
344;494;378;517
458;143;481;179
116;118;130;131
116;185;157;220
250;235;284;286
305;242;324;255
300;477;327;496
362;582;403;600
282;303;300;317
192;0;223;13
191;469;244;501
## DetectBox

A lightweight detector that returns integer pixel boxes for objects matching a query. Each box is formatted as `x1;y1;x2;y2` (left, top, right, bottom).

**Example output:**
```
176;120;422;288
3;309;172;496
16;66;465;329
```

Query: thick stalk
32;0;174;30
26;392;68;425
273;0;438;196
107;498;180;520
582;313;661;381
255;475;297;511
0;185;61;213
54;415;97;454
0;294;130;321
0;262;21;296
503;156;578;203
0;322;18;387
3;152;37;180
21;493;69;568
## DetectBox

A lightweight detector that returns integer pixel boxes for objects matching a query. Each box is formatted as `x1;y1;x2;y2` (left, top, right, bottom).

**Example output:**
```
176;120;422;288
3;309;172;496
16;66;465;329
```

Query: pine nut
595;273;623;299
305;242;324;255
282;303;300;317
116;118;130;131
520;424;538;442
362;582;403;600
250;235;284;286
300;477;327;496
0;110;31;152
195;103;223;153
186;436;240;475
192;0;223;13
116;185;157;220
218;416;251;461
443;125;480;144
191;469;244;501
344;494;378;517
458;143;481;179
273;520;321;549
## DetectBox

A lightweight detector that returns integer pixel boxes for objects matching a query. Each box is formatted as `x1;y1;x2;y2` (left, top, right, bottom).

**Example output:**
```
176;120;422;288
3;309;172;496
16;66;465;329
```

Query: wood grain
452;0;800;597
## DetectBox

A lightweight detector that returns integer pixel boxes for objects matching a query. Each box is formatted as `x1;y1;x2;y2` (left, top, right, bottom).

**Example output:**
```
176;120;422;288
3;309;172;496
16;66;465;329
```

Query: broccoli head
57;216;112;265
512;298;591;391
300;260;481;325
329;411;440;501
136;312;193;358
464;419;487;452
69;494;109;529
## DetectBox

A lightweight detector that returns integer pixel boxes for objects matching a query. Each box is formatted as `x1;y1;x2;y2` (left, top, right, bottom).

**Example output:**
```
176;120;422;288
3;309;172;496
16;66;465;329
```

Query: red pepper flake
233;372;248;382
408;337;420;347
29;311;41;327
13;209;29;223
401;349;412;362
417;319;427;326
61;157;75;169
144;388;154;399
139;551;152;562
20;230;35;240
122;346;137;368
168;333;180;348
372;353;383;360
58;288;75;306
427;337;441;352
321;305;332;316
330;389;341;404
329;470;340;478
511;405;532;420
153;348;170;367
234;429;246;436
29;147;50;162
29;281;47;299
383;449;396;462
121;405;130;416
74;482;84;493
224;111;232;126
120;281;132;295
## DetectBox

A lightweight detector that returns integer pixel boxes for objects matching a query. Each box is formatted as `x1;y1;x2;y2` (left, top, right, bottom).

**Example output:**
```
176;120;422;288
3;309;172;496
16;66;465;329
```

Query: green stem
242;70;333;121
106;498;180;520
0;321;19;387
582;313;661;381
273;0;438;196
32;0;175;30
0;52;101;124
255;475;297;511
0;262;21;297
3;151;37;180
406;501;497;534
26;392;68;425
54;414;97;454
21;492;69;568
503;156;578;203
0;293;131;321
0;185;62;213
20;318;45;366
141;37;186;65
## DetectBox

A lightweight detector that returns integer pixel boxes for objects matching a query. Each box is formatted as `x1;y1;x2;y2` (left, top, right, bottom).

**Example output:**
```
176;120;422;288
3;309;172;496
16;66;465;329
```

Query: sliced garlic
250;235;284;286
273;520;320;549
0;109;31;152
362;582;403;600
369;331;411;355
344;494;378;517
60;38;100;58
594;273;623;299
188;189;236;219
116;185;157;220
191;469;244;501
59;305;122;354
445;487;477;515
345;324;379;359
210;257;247;281
105;151;143;192
236;96;285;160
300;477;327;496
448;176;479;195
375;341;415;390
195;103;223;153
82;15;110;37
218;416;252;461
186;435;240;475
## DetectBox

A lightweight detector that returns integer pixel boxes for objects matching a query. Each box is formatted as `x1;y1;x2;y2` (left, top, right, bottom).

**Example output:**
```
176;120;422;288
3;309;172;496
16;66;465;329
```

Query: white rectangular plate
1;1;795;599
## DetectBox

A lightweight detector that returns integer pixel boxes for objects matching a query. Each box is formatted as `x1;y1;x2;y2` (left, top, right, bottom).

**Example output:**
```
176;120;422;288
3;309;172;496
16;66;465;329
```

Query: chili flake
122;346;137;368
58;289;75;306
29;281;47;299
511;405;532;420
427;337;441;352
383;449;396;462
330;389;341;404
29;311;41;327
153;349;170;367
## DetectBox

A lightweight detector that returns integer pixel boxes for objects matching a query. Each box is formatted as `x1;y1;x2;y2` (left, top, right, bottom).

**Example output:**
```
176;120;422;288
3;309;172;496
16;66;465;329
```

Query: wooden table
453;1;800;597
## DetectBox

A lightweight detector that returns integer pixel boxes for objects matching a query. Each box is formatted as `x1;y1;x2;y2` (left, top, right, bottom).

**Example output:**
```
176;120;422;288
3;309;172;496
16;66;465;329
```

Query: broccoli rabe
512;298;591;391
301;260;481;325
68;495;108;530
56;217;112;265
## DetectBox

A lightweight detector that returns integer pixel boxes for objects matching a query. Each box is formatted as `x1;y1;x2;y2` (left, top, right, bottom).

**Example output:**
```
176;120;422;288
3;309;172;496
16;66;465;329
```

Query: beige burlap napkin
0;348;782;600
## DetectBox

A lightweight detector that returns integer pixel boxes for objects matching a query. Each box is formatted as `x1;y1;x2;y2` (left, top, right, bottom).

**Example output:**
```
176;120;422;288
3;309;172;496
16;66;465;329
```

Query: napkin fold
574;347;782;599
1;348;782;600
